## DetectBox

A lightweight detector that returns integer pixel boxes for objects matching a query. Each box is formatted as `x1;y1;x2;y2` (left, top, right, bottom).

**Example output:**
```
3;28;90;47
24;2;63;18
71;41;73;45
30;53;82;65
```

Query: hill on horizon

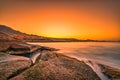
0;24;80;42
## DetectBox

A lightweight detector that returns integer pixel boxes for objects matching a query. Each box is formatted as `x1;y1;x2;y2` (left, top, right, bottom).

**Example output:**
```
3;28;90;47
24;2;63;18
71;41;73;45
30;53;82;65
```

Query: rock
100;64;120;80
0;41;27;52
0;41;40;55
0;32;15;41
0;53;32;80
11;52;100;80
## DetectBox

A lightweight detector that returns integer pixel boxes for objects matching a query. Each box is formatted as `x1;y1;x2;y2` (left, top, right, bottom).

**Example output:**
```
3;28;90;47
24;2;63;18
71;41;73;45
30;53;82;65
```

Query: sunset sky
0;0;120;40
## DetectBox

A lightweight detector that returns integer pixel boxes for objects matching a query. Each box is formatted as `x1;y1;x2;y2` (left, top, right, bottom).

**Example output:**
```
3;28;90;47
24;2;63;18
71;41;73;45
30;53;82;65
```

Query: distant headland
0;24;119;42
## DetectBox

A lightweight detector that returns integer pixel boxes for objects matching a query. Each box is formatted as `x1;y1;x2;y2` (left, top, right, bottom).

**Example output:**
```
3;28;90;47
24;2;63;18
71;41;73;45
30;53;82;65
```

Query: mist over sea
29;42;120;69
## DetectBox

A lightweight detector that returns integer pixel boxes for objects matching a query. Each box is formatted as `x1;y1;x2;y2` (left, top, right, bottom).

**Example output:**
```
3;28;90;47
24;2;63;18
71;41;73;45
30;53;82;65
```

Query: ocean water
28;42;120;80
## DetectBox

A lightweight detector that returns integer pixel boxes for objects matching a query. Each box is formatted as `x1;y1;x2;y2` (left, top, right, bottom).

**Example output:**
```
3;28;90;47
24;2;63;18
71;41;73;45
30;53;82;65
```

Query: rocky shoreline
100;64;120;80
0;42;120;80
10;51;100;80
0;41;57;80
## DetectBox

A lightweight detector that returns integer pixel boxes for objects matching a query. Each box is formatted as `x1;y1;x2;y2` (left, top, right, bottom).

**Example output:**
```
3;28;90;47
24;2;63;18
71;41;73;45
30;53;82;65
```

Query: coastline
0;42;120;80
0;41;100;80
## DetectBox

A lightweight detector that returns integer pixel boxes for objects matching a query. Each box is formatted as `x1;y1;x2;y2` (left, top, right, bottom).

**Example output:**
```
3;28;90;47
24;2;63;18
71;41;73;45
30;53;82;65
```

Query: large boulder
11;52;100;80
0;53;32;80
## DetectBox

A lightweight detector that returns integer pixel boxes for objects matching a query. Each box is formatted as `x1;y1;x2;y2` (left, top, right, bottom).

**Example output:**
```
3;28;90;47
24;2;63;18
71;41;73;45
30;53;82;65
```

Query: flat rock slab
11;52;100;80
0;53;32;80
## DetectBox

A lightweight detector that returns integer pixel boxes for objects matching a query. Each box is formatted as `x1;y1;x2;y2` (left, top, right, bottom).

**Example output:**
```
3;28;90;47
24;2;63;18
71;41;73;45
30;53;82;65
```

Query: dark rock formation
100;64;120;80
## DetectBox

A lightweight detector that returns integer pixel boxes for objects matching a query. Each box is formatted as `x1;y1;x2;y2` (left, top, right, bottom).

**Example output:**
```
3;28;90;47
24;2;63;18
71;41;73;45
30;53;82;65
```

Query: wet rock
100;64;120;80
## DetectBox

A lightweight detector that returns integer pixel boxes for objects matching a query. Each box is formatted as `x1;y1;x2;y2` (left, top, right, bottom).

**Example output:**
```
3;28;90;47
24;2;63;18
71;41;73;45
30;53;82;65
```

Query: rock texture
0;53;32;80
11;52;100;80
0;41;36;54
100;64;120;80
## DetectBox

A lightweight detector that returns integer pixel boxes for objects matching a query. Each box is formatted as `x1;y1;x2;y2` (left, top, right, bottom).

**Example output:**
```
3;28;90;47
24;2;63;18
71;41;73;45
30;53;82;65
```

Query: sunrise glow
0;0;120;40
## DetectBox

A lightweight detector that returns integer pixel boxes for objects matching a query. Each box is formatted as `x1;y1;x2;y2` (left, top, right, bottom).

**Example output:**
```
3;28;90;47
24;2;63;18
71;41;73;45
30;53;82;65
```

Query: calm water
28;42;120;80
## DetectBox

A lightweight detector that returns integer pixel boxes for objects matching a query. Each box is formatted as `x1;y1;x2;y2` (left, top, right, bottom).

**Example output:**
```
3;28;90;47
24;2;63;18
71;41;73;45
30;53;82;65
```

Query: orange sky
0;0;120;40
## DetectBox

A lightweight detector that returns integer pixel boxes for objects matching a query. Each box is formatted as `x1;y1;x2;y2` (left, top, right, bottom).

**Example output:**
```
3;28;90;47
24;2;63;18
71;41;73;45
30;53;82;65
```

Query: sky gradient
0;0;120;40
